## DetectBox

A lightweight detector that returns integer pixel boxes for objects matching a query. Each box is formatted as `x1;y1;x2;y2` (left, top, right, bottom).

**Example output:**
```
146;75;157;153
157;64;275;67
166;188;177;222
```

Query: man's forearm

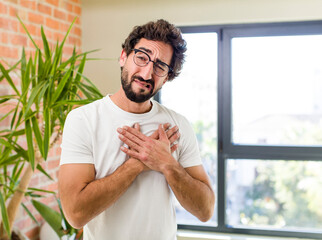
162;162;215;222
60;158;144;228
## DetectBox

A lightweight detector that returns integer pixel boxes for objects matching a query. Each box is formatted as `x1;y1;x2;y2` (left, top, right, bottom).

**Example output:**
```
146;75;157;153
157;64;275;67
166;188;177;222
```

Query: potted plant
0;17;103;239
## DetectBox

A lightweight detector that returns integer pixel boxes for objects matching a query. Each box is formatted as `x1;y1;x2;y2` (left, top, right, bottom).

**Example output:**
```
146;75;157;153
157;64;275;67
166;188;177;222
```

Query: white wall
82;0;322;95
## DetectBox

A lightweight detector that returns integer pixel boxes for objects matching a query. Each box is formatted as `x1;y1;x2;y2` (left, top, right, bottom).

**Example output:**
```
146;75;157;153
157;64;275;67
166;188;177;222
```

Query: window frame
161;21;322;239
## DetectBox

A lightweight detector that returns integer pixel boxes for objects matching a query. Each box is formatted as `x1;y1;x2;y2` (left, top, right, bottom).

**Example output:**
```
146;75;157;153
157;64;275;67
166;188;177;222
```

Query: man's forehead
134;38;173;63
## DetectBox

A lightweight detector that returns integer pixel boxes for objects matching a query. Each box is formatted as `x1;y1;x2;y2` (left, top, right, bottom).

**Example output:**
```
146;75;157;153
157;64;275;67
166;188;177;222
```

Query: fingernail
117;128;123;133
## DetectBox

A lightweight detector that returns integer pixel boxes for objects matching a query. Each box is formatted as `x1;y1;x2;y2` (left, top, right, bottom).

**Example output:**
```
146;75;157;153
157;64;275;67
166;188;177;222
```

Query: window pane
232;35;322;146
161;32;218;226
226;159;322;232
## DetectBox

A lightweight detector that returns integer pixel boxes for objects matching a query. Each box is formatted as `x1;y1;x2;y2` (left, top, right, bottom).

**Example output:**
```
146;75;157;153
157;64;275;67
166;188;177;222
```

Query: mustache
131;76;155;88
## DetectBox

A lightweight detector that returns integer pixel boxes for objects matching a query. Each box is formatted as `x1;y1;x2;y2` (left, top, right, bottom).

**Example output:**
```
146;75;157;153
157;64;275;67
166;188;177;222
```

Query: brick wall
0;0;82;239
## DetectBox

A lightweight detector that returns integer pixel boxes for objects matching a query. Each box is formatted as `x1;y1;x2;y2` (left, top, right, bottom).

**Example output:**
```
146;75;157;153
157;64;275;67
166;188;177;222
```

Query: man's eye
155;63;166;71
136;53;148;62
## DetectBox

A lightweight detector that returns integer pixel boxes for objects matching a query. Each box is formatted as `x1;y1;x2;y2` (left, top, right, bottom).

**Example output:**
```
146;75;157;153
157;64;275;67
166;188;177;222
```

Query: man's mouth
132;77;154;91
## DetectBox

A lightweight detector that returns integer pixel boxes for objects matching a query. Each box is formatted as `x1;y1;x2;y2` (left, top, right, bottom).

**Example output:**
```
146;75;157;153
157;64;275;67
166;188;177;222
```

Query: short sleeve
60;109;94;165
177;116;202;168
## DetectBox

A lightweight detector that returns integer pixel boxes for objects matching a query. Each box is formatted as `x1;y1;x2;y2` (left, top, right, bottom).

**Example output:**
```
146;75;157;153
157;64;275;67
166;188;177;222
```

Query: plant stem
1;151;42;239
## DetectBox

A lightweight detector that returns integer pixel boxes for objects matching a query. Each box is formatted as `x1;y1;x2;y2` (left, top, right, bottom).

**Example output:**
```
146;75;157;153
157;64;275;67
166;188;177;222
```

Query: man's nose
139;61;154;79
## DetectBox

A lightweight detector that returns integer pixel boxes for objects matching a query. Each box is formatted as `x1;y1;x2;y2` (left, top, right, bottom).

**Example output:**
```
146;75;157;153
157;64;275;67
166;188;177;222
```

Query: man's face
119;38;173;103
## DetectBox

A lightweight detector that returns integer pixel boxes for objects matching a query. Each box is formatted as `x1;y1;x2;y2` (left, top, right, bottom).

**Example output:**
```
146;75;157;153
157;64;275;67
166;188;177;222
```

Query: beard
121;68;161;103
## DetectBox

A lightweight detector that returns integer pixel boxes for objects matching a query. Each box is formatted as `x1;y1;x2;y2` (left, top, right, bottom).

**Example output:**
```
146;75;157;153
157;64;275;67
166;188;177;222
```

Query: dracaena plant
0;17;102;239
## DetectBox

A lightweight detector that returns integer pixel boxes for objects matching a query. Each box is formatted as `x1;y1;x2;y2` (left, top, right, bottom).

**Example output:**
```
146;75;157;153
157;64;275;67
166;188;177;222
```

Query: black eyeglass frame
132;49;173;77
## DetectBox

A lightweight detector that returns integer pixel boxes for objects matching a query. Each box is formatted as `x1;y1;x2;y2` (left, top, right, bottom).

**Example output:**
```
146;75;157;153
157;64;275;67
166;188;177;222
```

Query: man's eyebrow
138;47;168;65
138;47;152;54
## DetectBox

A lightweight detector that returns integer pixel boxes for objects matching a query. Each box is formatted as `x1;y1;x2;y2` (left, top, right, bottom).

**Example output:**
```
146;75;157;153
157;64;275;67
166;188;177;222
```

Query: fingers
121;125;147;142
150;123;170;139
158;124;168;141
170;143;178;153
166;126;180;145
120;146;141;159
117;127;144;152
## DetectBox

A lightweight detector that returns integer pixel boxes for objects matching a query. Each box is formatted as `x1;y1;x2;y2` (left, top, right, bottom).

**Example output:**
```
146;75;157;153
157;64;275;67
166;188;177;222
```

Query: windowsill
177;230;316;240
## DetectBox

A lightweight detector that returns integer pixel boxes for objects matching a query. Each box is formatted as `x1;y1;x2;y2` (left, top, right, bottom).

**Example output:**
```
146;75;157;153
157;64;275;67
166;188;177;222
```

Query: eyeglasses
132;49;172;77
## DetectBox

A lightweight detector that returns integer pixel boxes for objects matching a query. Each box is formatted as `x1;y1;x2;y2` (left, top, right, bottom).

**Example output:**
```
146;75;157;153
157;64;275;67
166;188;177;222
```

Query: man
59;19;215;240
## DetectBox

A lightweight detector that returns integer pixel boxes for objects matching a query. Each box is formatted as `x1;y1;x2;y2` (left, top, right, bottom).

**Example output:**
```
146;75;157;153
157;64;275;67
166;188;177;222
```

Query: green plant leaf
31;199;64;238
41;26;51;59
0;192;11;239
25;119;35;169
37;164;54;181
28;187;55;194
31;116;44;156
52;99;96;108
21;202;39;225
0;98;10;104
0;108;14;123
10;103;19;130
59;17;76;51
0;62;20;96
51;68;72;104
43;108;50;160
17;15;38;49
25;81;46;117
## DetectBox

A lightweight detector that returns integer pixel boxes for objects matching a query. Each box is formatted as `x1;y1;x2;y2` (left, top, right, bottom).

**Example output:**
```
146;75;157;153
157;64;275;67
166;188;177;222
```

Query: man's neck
110;89;153;114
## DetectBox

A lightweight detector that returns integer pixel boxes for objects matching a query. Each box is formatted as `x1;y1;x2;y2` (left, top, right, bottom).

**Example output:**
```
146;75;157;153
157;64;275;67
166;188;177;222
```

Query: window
159;21;322;239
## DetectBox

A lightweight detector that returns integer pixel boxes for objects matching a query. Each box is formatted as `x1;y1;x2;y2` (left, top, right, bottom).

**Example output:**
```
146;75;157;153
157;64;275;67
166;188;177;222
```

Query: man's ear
119;49;127;67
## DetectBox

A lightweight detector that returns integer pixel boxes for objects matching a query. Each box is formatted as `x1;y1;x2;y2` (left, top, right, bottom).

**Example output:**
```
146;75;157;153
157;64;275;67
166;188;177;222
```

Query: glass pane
161;32;218;226
232;35;322;146
226;159;322;232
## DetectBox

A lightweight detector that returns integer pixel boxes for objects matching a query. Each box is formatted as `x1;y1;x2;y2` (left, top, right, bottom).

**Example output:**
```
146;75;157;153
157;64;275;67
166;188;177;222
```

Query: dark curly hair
122;19;187;81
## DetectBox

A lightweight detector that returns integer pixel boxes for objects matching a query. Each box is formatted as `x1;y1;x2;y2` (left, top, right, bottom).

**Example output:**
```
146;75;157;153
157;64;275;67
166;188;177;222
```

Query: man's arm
118;124;215;222
59;123;179;229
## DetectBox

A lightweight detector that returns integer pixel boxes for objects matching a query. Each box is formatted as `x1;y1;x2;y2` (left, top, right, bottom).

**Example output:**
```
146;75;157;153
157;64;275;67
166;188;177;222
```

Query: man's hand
118;123;180;173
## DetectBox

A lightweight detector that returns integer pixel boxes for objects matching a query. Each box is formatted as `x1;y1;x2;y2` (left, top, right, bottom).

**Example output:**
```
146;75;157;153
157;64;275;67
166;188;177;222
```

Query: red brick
54;9;66;21
9;6;17;17
53;31;64;41
29;175;39;188
59;22;69;32
70;0;81;4
28;12;44;24
68;35;80;45
4;0;18;3
45;0;59;7
68;14;80;24
0;17;18;31
0;46;19;59
1;32;9;44
37;3;51;15
19;23;39;37
48;159;60;170
65;2;73;12
46;17;60;30
47;182;58;192
73;5;81;15
20;0;37;10
25;226;40;240
72;26;81;36
0;2;8;14
11;33;28;45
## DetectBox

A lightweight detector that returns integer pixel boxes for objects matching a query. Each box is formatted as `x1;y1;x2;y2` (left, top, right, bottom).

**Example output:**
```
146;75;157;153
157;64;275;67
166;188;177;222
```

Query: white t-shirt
60;95;202;240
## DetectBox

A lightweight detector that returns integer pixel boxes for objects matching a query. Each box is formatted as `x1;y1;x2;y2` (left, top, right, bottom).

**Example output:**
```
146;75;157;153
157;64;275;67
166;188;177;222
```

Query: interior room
0;0;321;239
